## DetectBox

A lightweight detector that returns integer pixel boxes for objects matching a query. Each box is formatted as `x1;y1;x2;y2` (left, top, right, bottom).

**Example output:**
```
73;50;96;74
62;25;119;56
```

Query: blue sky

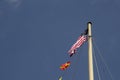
0;0;120;80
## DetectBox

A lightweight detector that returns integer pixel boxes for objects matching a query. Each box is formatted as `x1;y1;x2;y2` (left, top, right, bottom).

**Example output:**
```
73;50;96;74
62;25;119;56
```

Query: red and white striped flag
68;35;87;57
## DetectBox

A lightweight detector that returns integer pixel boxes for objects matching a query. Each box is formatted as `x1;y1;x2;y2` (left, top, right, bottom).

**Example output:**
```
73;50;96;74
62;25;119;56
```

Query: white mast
88;22;94;80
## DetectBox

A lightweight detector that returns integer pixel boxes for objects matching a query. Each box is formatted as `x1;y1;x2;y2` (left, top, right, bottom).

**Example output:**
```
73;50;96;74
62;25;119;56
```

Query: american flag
68;35;87;57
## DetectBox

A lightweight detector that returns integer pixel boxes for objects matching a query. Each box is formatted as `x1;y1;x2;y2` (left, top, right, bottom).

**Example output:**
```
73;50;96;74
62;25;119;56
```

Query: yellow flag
59;76;62;80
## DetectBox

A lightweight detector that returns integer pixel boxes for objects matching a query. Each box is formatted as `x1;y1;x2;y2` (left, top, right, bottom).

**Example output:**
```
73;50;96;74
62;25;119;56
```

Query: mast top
87;22;92;25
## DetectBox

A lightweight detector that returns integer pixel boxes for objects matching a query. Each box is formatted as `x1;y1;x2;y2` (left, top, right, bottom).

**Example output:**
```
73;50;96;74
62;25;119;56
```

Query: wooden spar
88;22;94;80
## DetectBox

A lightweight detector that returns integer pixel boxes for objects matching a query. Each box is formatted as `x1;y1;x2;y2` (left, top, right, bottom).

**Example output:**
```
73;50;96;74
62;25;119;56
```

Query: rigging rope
59;42;86;80
71;51;82;80
70;44;85;80
93;45;101;80
92;37;115;80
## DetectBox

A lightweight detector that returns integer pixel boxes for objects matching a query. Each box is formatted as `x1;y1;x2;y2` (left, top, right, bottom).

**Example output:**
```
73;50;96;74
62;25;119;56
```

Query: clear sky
0;0;120;80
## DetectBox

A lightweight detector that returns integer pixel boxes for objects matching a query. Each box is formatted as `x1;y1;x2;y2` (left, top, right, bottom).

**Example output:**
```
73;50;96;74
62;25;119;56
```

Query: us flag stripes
68;29;88;57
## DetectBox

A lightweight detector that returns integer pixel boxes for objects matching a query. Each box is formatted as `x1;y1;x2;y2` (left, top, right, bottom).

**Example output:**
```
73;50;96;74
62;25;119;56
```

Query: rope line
93;45;101;80
70;43;85;80
93;37;115;80
60;41;86;80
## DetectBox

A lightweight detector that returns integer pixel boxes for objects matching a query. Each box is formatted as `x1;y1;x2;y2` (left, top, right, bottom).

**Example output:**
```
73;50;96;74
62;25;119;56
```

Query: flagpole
88;22;94;80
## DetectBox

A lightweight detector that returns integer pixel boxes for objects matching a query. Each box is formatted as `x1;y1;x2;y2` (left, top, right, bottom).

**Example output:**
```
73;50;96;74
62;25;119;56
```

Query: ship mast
88;22;94;80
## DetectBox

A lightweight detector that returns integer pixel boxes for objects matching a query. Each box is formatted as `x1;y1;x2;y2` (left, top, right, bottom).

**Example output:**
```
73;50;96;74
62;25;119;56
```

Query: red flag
60;61;71;70
68;35;87;57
